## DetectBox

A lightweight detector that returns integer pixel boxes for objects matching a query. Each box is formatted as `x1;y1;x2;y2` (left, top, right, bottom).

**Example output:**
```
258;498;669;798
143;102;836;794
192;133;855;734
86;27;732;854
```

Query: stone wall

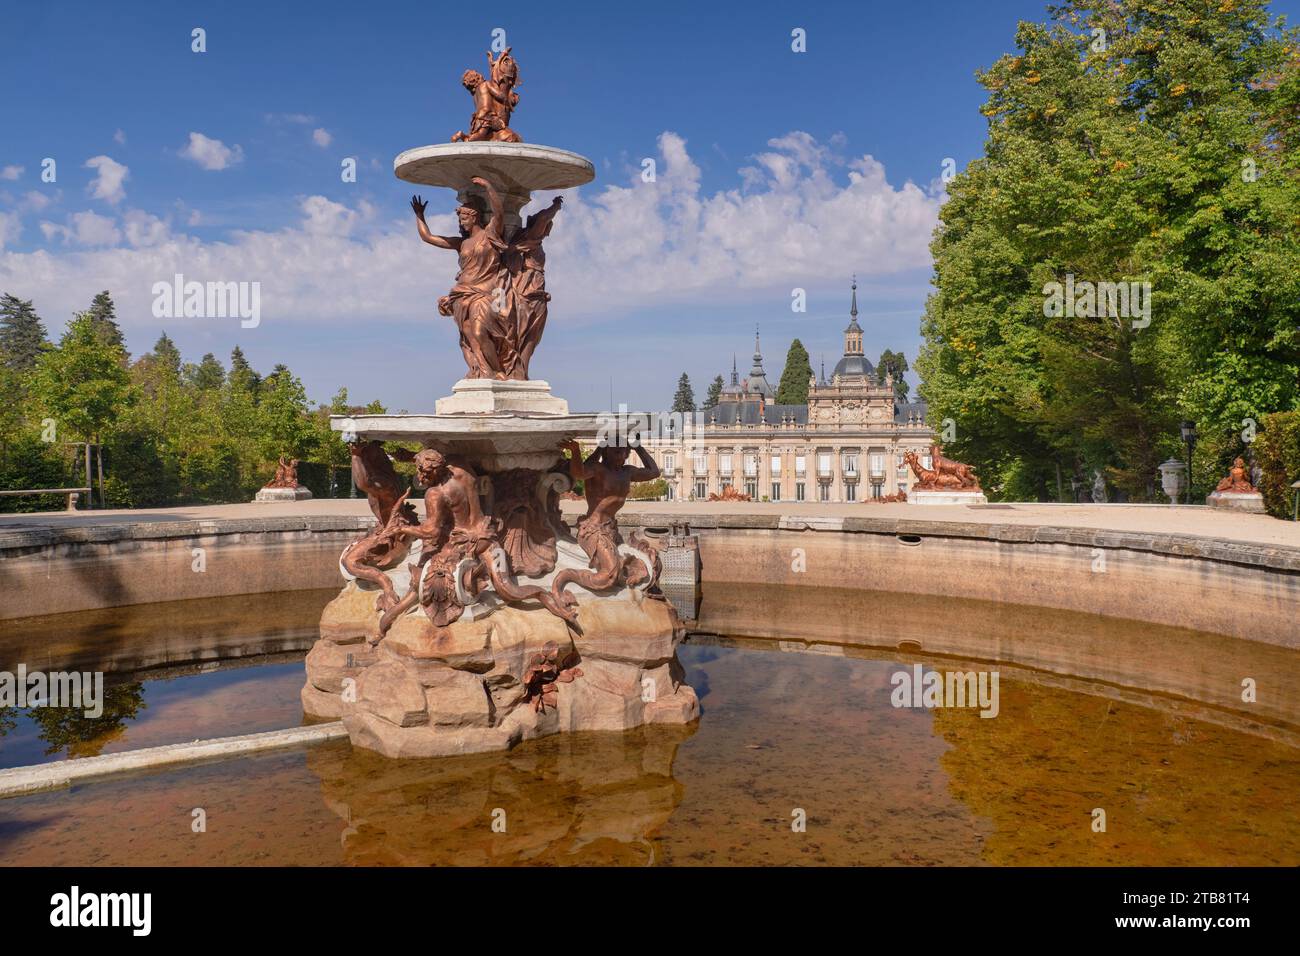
4;510;1296;647
0;516;371;620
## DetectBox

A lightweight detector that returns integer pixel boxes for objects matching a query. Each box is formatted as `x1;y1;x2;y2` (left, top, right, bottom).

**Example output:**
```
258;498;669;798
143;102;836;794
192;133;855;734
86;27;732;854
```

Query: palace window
663;453;675;472
719;454;733;474
771;482;781;501
818;481;831;502
795;455;807;476
843;453;859;476
665;483;675;501
743;453;758;476
694;479;707;499
693;453;707;474
817;454;832;477
846;482;857;502
744;479;758;499
770;455;781;474
795;482;806;502
869;453;885;476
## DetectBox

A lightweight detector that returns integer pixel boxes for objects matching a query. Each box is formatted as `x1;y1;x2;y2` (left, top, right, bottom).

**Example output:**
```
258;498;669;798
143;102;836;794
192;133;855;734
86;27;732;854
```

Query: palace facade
641;282;935;503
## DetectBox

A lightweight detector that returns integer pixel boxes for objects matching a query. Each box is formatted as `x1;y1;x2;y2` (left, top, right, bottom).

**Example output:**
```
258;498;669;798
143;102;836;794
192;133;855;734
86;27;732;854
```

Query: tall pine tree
774;339;813;405
86;291;125;353
671;372;696;412
702;374;724;410
0;294;48;372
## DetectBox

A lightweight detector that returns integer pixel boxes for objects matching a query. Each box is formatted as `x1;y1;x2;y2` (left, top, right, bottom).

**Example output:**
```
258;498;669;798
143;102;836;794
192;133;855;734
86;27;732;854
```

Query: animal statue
926;444;979;488
903;450;969;490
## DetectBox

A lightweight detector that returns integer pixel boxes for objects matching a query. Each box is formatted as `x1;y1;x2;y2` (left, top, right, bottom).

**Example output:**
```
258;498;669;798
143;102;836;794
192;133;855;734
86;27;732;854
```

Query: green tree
703;374;724;410
228;345;261;395
0;294;48;372
30;312;131;445
775;339;813;405
149;332;182;378
185;353;226;391
86;290;125;353
918;0;1300;501
671;372;696;412
877;349;910;400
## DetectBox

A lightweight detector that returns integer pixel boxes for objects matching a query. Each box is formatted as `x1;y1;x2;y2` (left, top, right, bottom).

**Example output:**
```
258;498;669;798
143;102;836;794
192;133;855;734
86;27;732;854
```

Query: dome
832;354;875;380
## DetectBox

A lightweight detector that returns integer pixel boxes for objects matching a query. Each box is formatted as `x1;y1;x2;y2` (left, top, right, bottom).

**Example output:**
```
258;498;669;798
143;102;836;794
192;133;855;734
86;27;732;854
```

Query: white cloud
312;128;332;148
300;195;359;235
0;131;938;338
180;132;244;171
85;156;129;205
265;112;315;125
114;129;127;145
123;209;170;248
17;191;51;213
0;211;21;249
42;209;122;247
0;165;23;181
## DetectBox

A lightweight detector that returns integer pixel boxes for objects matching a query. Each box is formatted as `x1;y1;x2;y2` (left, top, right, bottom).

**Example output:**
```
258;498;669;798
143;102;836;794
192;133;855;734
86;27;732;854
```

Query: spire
844;276;863;336
730;353;738;386
747;324;773;398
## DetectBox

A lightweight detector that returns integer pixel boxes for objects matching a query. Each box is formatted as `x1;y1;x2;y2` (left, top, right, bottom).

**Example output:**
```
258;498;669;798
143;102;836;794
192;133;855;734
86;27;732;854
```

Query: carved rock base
1206;491;1266;513
908;489;988;506
302;582;699;759
254;486;313;502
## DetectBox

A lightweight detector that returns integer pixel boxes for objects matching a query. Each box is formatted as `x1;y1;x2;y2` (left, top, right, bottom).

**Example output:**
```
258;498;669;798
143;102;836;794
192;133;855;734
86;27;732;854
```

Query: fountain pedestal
301;395;700;758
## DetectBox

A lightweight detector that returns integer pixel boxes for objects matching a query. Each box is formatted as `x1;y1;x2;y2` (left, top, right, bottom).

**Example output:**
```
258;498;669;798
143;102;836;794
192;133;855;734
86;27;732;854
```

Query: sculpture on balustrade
265;456;301;489
1214;457;1258;494
903;444;980;490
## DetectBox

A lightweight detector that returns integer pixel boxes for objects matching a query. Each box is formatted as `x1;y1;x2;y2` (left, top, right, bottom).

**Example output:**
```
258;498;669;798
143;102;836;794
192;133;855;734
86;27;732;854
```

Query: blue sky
3;0;1295;412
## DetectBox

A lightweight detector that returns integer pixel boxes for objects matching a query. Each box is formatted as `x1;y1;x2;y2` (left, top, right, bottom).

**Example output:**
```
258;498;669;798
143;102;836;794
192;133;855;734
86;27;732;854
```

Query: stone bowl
394;143;594;194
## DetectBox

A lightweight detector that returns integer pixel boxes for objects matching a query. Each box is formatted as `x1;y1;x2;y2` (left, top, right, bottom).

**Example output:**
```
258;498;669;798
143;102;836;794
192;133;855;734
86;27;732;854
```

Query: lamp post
1179;420;1198;505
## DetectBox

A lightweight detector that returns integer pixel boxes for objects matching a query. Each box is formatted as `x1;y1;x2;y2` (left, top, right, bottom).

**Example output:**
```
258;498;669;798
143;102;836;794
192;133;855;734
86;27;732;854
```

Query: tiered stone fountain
300;47;699;758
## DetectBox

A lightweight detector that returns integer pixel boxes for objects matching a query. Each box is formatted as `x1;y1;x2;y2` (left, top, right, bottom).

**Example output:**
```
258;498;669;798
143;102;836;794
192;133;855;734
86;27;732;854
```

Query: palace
641;281;935;503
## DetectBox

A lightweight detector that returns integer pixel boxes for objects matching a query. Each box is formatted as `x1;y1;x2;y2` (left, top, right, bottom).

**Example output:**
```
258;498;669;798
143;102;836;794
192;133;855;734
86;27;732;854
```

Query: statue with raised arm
410;178;520;380
551;439;661;606
506;195;563;378
451;48;522;143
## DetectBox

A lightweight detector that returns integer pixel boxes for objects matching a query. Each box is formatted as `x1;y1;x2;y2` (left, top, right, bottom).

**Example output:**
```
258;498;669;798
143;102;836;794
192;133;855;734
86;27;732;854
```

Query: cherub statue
451;48;522;143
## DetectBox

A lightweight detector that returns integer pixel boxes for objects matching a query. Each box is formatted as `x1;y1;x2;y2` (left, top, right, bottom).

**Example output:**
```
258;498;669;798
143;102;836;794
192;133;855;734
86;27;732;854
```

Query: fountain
300;46;699;758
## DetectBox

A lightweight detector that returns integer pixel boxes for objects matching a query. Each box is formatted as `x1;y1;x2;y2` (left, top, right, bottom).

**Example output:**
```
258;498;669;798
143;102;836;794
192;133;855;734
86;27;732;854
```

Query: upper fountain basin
394;143;595;193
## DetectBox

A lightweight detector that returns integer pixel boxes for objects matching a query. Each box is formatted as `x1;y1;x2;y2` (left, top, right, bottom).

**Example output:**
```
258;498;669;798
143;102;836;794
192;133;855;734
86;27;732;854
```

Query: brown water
1;588;1297;866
